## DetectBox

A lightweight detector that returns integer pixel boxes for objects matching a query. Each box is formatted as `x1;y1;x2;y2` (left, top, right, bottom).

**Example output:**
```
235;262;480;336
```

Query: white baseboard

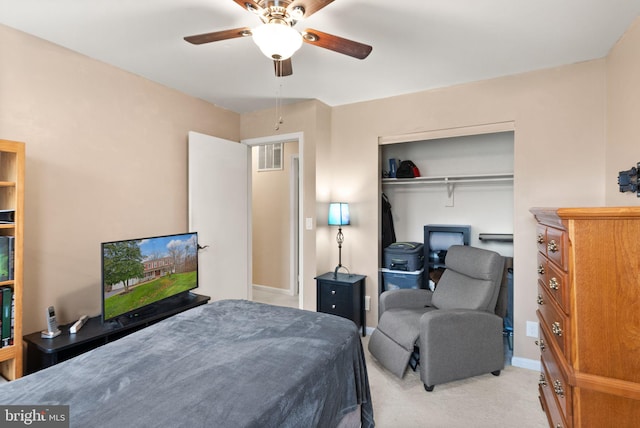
252;284;294;296
511;357;541;371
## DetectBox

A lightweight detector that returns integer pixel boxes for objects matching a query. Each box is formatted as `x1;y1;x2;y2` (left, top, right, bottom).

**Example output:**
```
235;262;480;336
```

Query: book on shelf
9;290;14;346
0;209;15;224
0;286;12;347
0;236;14;281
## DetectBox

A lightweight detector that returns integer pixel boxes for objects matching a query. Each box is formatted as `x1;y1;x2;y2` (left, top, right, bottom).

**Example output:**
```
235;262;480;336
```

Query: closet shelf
381;172;513;186
478;233;513;242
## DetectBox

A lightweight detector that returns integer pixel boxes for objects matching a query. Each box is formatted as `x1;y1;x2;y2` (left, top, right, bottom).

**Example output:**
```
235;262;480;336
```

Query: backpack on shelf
395;160;421;178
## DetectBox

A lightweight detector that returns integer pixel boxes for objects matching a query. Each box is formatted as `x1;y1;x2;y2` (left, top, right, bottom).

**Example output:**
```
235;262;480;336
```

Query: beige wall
606;18;640;205
251;141;299;291
328;60;607;362
0;24;240;334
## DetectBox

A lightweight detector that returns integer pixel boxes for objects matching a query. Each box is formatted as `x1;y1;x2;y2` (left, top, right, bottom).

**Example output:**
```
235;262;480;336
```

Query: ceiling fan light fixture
252;22;302;60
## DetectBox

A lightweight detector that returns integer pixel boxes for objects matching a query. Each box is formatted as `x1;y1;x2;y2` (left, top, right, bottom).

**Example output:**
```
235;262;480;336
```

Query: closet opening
379;129;515;363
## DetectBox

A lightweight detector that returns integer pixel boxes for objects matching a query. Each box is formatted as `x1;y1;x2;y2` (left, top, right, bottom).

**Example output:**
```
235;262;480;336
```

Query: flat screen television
101;232;199;323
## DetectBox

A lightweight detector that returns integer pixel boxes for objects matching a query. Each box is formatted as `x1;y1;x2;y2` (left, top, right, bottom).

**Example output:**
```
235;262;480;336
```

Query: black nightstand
315;272;366;336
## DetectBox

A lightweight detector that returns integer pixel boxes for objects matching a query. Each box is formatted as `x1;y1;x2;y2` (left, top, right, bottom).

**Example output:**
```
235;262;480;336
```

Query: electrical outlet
364;296;371;311
526;321;539;338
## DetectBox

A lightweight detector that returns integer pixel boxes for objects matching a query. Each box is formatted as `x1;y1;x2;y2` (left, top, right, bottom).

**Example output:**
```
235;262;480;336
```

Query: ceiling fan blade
274;58;293;77
288;0;334;18
302;28;372;59
184;27;252;45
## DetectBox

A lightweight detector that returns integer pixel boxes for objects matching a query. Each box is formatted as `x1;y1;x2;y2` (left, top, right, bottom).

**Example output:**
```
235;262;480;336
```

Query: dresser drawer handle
331;290;336;295
552;321;563;337
538;372;547;387
537;294;544;305
536;233;545;244
537;265;545;275
549;277;559;290
331;304;336;309
553;379;565;397
547;240;558;253
535;339;546;352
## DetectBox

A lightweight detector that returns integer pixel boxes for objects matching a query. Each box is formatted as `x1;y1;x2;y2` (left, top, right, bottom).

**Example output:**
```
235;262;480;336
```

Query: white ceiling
1;0;639;114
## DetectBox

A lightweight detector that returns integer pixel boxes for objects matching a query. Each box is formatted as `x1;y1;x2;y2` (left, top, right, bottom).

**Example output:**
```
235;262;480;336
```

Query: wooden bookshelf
0;140;24;380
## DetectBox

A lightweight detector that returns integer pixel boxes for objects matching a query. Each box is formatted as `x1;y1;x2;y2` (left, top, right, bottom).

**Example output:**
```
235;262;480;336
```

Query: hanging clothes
381;193;396;257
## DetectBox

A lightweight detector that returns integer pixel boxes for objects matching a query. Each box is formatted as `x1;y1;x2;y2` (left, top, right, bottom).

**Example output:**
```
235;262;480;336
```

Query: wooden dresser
531;207;640;427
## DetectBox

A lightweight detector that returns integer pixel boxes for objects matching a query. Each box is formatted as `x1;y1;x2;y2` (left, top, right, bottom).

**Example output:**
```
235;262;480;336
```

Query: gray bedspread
0;300;374;427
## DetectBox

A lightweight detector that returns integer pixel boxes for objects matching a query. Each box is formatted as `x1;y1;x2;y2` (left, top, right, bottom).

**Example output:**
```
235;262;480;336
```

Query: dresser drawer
536;224;548;255
540;356;571;428
545;259;569;314
540;327;572;425
536;253;548;286
537;283;570;356
546;226;568;271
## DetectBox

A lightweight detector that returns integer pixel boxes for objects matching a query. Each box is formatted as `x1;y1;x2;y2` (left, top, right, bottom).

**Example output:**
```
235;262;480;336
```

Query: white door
188;131;250;301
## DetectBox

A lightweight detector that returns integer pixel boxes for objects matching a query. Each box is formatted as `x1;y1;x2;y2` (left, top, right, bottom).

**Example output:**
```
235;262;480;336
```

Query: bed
0;299;374;427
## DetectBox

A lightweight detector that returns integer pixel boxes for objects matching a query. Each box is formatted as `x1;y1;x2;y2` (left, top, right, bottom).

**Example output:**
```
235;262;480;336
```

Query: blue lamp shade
328;203;350;226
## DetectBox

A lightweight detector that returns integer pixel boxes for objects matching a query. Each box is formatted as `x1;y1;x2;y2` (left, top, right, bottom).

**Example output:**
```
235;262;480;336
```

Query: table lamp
328;202;350;278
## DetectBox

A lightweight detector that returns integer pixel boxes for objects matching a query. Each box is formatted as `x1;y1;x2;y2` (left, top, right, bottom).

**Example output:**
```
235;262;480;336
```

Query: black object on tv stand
23;293;210;375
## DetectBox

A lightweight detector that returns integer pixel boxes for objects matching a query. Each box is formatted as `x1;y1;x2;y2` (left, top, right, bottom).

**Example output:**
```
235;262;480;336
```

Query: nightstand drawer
318;282;351;302
319;298;352;319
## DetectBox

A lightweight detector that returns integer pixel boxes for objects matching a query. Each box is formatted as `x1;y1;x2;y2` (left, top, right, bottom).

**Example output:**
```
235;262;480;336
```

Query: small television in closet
424;224;471;268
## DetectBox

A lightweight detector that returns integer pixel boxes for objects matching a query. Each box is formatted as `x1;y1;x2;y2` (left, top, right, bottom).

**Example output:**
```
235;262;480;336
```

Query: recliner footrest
368;328;414;378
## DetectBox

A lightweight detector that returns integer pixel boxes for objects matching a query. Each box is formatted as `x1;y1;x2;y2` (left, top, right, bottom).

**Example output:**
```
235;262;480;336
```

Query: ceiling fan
184;0;372;77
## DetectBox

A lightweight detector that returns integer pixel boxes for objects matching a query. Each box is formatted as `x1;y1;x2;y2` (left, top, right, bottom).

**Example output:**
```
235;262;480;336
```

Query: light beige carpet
362;335;548;427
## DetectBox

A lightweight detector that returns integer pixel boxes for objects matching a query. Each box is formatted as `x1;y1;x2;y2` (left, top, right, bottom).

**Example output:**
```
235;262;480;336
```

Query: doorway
244;133;303;309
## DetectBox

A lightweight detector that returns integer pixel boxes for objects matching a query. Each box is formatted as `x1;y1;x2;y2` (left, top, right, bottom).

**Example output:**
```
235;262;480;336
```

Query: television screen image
101;232;198;323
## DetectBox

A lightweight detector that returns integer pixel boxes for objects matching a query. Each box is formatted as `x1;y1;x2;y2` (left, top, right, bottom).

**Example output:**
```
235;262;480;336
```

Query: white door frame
290;154;300;296
243;132;304;309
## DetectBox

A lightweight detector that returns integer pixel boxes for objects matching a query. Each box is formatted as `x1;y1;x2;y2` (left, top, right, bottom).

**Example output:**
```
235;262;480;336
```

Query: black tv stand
114;291;201;328
23;293;210;375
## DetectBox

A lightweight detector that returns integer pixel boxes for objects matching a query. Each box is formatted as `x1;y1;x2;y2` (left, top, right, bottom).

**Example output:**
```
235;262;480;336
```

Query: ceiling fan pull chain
275;83;284;130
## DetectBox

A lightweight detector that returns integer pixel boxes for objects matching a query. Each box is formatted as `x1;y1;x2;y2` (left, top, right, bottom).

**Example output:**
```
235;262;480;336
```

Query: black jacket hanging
381;193;396;256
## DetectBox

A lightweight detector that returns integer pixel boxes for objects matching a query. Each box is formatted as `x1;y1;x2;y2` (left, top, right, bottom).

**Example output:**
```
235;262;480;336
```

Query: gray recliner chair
368;245;506;392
